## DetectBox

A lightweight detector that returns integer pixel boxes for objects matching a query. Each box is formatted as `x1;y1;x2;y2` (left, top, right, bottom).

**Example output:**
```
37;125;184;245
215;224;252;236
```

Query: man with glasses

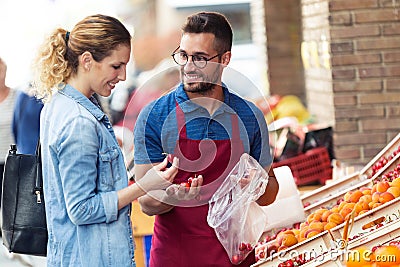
133;11;278;267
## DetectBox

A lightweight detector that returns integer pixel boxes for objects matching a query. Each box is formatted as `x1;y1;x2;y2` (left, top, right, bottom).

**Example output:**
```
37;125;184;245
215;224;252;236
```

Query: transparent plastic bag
207;153;269;265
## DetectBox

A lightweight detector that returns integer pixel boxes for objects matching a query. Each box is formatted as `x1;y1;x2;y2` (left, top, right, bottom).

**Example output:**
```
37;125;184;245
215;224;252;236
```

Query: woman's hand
136;156;179;192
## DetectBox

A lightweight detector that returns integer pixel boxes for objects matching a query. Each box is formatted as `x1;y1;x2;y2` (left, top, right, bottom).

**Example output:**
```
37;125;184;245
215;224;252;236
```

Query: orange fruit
379;191;395;204
315;208;329;215
371;184;378;194
354;201;370;215
331;206;340;213
373;245;400;267
305;229;321;239
308;221;325;232
344;191;353;202
372;192;381;202
387;186;400;198
360;187;372;195
338;200;348;211
391;177;400;188
359;194;372;203
340;207;353;220
349;190;364;203
307;212;322;223
324;222;337;231
376;181;390;193
280;233;298;247
321;210;333;222
327;213;344;225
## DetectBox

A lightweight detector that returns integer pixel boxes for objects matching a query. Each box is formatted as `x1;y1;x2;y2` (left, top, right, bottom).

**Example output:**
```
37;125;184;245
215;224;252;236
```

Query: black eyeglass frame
171;47;222;69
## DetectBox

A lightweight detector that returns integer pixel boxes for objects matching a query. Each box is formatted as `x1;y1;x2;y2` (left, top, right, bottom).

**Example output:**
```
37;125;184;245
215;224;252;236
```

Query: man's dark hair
182;12;233;54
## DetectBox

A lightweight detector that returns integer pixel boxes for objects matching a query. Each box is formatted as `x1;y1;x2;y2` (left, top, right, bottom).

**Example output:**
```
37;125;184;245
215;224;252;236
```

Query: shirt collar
59;84;106;121
174;82;236;115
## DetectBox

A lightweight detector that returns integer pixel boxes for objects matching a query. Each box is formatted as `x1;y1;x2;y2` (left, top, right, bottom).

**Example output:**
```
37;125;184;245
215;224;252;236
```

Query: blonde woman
33;14;178;267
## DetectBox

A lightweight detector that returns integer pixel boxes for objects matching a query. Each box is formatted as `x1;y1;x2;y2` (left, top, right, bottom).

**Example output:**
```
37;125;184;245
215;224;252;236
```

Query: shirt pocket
99;147;122;187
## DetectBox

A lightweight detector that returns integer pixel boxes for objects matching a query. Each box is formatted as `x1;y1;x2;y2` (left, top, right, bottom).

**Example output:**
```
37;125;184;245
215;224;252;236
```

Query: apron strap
175;101;187;139
175;100;241;141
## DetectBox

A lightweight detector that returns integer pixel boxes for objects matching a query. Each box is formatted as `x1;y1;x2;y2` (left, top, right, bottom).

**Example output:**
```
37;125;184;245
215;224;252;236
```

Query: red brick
332;68;356;79
383;52;400;63
364;146;386;159
335;107;384;119
331;42;354;54
387;106;400;116
335;133;386;146
383;24;400;35
335;121;358;132
334;147;361;160
357;37;400;50
380;0;400;7
331;25;380;39
387;79;400;90
359;66;400;78
332;53;381;66
329;0;378;11
333;94;357;106
329;12;352;25
359;93;400;104
355;9;400;23
362;118;400;130
333;80;382;92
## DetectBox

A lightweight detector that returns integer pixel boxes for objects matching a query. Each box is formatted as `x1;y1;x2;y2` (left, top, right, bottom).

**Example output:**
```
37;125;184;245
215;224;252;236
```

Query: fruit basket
300;133;400;208
303;152;400;217
272;147;332;186
253;196;400;267
254;153;400;266
253;230;334;267
360;132;400;179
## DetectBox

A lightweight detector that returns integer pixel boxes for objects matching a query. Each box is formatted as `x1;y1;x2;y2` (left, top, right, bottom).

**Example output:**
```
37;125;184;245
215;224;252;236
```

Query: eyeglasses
171;47;221;69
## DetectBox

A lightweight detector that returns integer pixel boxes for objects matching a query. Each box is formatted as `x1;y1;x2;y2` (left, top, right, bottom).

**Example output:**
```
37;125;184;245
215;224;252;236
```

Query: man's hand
165;175;203;201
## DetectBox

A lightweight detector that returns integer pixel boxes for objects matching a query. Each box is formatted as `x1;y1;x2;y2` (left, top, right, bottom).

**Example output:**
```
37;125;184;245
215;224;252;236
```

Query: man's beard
182;67;220;95
183;81;214;95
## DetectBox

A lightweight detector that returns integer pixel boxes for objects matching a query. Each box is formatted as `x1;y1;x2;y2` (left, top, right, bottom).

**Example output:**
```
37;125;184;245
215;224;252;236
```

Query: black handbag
1;142;47;256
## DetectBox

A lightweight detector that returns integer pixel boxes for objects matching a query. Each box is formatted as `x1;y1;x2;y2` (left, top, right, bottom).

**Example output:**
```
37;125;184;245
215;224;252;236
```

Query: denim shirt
40;85;135;267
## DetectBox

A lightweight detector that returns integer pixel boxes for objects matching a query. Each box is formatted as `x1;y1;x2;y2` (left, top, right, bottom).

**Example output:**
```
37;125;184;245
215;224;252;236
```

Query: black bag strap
34;139;43;204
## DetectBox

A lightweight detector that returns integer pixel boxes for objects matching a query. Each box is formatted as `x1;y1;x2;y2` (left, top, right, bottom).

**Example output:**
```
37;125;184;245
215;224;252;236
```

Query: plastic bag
207;153;269;265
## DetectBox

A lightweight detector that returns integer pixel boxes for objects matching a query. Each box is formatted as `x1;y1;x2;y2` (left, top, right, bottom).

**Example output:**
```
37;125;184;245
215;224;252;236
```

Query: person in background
134;12;279;267
0;57;18;208
12;84;44;154
32;14;179;267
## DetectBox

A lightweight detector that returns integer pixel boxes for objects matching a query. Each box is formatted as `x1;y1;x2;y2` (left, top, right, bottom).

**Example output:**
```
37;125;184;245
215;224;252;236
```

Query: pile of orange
269;177;400;252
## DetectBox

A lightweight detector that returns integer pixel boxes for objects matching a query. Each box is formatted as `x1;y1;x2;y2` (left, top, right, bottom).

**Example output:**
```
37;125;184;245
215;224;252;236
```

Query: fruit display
304;154;400;217
253;158;400;266
301;133;400;208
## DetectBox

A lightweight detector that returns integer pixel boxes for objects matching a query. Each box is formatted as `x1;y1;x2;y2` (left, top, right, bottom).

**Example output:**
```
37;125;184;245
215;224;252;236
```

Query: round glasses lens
193;57;207;68
173;53;187;66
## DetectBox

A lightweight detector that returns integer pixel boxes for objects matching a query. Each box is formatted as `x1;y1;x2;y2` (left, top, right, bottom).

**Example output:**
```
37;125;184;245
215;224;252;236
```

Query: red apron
149;102;255;267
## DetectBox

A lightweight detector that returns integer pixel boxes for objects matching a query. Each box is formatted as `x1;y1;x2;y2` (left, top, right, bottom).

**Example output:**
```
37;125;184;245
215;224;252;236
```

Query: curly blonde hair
32;14;131;102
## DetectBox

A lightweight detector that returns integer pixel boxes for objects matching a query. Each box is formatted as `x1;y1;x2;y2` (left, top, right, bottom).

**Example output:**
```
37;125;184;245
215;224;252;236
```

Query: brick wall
301;0;335;126
265;0;305;100
302;0;400;165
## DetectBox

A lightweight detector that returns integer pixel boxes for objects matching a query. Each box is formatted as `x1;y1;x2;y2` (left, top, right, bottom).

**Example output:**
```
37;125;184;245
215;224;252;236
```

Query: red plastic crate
272;147;332;186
